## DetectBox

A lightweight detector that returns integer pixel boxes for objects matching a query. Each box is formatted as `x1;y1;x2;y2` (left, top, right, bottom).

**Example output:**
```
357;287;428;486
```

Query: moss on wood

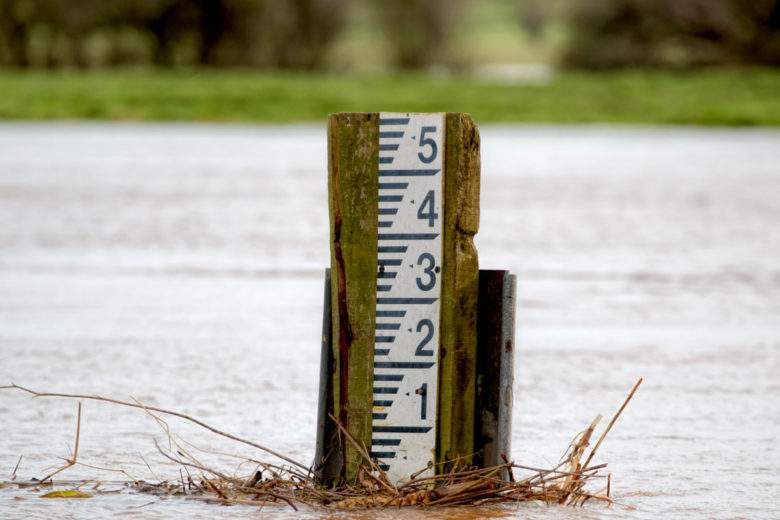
328;112;379;483
437;113;480;469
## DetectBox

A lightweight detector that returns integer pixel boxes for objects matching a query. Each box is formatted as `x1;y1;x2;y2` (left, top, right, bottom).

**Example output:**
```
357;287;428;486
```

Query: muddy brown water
0;123;778;519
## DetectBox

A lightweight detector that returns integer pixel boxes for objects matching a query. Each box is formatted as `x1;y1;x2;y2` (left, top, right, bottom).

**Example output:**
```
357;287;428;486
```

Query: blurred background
0;0;778;124
2;0;779;70
1;3;779;519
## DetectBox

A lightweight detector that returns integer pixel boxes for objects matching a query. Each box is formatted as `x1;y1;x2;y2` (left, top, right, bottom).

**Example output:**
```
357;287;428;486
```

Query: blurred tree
743;0;780;64
0;0;203;67
562;0;780;68
0;0;30;66
371;0;463;69
517;0;546;40
0;0;348;68
210;0;347;68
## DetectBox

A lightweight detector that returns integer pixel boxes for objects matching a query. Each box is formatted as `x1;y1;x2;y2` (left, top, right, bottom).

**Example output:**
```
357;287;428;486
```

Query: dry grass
0;378;641;511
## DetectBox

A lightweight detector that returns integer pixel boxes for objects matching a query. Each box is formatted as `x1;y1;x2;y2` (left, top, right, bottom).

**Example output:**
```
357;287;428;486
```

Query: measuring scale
371;113;444;481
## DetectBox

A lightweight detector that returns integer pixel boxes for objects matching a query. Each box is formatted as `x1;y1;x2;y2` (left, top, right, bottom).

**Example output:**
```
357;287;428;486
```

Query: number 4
417;190;438;227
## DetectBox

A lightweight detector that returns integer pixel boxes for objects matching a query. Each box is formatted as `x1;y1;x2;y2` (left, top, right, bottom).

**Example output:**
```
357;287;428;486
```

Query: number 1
415;383;428;420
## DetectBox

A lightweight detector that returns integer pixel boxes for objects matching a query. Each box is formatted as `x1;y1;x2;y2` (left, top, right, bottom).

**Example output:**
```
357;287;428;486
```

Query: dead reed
0;378;642;511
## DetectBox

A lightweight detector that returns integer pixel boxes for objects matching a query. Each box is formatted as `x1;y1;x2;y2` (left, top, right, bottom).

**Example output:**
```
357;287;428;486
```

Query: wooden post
437;113;481;469
328;113;379;483
324;112;482;484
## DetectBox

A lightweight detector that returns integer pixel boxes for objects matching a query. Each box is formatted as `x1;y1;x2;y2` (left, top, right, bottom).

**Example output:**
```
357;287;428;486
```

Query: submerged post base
314;268;517;485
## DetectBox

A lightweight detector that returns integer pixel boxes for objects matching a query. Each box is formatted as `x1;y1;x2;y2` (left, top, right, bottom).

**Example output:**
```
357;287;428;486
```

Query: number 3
416;253;436;291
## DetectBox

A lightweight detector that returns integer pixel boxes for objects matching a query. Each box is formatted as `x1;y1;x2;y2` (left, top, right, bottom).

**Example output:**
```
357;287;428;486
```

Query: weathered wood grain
437;113;481;468
328;112;379;483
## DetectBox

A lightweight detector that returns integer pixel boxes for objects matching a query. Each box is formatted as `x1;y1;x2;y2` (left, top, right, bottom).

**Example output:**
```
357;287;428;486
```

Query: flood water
0;122;778;519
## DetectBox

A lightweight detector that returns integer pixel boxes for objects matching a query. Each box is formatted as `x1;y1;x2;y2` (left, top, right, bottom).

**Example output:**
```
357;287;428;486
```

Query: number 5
418;126;437;164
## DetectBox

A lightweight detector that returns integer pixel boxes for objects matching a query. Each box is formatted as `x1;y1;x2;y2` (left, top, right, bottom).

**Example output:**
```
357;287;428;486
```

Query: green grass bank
0;68;778;125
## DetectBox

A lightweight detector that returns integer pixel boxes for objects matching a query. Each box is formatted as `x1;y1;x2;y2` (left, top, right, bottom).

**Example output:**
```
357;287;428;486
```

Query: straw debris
0;378;642;511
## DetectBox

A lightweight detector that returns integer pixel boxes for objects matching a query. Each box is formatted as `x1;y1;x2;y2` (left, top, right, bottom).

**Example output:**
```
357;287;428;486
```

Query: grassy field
0;68;778;125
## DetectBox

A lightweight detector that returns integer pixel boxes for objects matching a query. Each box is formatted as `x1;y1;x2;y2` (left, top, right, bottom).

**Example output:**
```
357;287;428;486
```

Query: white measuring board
372;112;444;482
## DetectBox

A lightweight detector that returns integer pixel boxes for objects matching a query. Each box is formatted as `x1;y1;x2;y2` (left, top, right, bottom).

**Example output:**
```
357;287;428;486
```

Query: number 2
415;319;434;356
